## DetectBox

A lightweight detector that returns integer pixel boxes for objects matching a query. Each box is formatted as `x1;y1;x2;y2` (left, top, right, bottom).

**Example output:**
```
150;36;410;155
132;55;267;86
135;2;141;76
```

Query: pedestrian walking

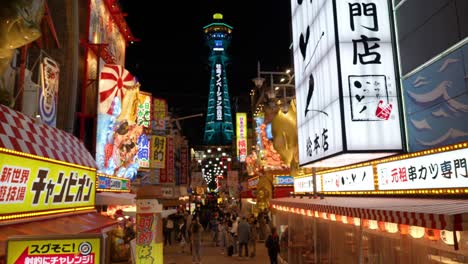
237;216;250;258
249;218;258;258
165;217;174;245
265;226;281;264
177;218;187;253
190;218;203;264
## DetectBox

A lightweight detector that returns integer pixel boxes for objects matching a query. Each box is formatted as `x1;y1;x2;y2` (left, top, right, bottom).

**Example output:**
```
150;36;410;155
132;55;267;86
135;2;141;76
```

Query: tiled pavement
163;231;272;264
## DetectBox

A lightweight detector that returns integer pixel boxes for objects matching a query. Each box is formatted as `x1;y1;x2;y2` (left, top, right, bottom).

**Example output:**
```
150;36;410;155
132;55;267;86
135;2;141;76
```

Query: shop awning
270;197;468;231
0;104;96;168
0;211;117;257
95;192;136;205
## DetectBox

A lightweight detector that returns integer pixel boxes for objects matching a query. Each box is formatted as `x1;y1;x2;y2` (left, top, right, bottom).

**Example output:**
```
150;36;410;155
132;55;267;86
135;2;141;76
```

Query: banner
152;98;167;131
39;56;60;127
0;153;95;215
7;234;102;264
160;136;174;183
150;136;166;168
180;145;188;185
136;199;163;264
236;113;247;162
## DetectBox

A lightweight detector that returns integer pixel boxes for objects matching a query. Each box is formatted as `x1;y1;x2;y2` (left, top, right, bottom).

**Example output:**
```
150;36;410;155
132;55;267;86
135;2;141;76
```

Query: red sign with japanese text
160;136;174;183
180;145;188;185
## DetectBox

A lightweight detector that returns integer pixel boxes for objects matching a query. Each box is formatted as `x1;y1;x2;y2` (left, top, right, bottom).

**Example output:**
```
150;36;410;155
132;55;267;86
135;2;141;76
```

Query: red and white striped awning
270;197;468;231
0;105;96;169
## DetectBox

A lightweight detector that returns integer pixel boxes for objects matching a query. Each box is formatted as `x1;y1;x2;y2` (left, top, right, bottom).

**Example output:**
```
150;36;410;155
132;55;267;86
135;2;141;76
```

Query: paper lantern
347;216;355;225
336;215;342;222
424;228;440;241
322;212;328;220
399;224;409;235
409;226;425;238
307;210;313;217
315;211;319;218
378;221;386;232
342;216;348;224
368;220;378;230
330;214;336;221
354;217;361;226
385;222;399;233
441;230;461;245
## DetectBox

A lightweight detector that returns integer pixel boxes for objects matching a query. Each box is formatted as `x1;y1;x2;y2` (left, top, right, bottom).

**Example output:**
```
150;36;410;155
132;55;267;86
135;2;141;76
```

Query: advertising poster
7;234;101;264
0;152;95;215
160;136;174;183
96;64;143;179
135;199;163;264
39;56;60;127
150;136;166;168
137;134;150;168
152;98;167;132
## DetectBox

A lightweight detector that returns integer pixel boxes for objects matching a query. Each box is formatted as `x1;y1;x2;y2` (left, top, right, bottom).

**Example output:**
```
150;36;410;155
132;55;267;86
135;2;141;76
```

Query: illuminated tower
203;13;234;146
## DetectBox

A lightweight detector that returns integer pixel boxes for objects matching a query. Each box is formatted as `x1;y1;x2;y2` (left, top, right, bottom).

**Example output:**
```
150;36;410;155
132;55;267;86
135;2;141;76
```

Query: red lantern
425;228;441;241
399;224;409;235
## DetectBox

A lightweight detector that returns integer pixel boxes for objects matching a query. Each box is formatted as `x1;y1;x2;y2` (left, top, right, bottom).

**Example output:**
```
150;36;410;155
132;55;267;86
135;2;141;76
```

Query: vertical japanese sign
160;136;174;183
0;153;95;216
136;199;163;264
137;92;152;128
215;63;223;121
291;0;402;166
137;134;150;168
236;113;247;162
152;98;167;132
7;234;102;264
180;144;188;185
39;56;60;127
377;148;468;190
150;136;166;169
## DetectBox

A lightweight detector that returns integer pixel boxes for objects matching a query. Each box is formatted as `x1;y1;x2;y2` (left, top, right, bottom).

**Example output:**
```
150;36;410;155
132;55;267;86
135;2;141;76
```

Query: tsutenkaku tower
203;13;234;146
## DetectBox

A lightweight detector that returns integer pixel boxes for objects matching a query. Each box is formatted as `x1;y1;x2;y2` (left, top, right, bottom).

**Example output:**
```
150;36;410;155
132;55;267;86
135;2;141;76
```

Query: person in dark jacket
265;226;280;264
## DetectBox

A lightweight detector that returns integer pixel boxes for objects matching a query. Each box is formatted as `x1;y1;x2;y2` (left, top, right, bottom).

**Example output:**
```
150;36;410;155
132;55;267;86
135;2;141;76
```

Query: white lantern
368;220;378;230
385;222;399;233
409;226;425;238
354;217;361;226
441;230;461;246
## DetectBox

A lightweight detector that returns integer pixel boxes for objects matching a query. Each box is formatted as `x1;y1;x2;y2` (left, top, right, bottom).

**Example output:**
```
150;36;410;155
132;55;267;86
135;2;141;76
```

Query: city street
163;230;272;264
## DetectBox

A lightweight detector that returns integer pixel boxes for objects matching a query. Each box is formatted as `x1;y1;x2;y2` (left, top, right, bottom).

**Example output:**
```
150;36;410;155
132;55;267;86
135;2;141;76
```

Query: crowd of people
162;205;281;264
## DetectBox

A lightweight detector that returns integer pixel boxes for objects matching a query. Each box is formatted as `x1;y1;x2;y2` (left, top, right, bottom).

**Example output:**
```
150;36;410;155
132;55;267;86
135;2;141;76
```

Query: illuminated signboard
138;134;150;168
97;175;130;192
150;136;166;169
160;136;174;183
152;98;167;131
137;92;152;128
39;56;60;127
291;0;402;167
180;145;188;185
0;153;95;216
236;113;247;162
89;0;126;65
321;165;375;192
377;147;468;190
136;199;163;264
96;64;142;179
248;176;259;189
274;175;294;186
215;63;223;121
7;234;102;264
294;175;321;193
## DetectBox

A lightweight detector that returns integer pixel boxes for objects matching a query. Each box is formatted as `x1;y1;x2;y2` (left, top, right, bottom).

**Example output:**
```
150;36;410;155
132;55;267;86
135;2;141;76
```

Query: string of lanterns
196;147;232;192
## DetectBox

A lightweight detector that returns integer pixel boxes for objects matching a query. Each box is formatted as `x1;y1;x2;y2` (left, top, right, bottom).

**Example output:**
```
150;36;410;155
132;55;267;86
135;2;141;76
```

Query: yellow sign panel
236;113;247;162
0;153;95;215
7;235;101;264
150;136;166;168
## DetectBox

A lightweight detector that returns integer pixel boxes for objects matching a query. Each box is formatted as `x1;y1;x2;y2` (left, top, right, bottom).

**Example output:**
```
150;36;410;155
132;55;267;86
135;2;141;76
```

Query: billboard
0;152;95;215
291;0;403;166
137;134;150;168
150;136;166;168
236;113;247;162
137;92;152;128
96;64;143;179
7;234;102;264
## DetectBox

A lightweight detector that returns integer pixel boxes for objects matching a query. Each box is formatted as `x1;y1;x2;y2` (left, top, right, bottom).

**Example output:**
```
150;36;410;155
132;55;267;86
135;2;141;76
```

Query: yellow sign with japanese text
0;152;95;215
7;234;101;264
150;136;166;168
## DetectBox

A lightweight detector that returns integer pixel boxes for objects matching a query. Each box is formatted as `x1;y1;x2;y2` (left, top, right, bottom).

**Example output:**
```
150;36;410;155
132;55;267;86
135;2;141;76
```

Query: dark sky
120;1;293;146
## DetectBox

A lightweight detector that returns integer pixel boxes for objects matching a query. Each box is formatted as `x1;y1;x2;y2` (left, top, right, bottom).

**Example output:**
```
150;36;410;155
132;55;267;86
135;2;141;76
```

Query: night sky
120;1;293;146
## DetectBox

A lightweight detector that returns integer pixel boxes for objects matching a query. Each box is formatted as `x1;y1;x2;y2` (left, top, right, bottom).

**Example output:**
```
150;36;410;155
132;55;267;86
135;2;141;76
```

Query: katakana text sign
0;153;95;215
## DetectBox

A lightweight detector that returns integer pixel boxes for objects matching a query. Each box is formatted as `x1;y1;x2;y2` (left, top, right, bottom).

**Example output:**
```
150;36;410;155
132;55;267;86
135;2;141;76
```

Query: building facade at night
202;13;234;146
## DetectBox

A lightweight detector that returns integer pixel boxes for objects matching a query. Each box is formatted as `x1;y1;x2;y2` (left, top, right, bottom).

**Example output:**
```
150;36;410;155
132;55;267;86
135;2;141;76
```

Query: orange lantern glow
378;221;386;232
424;228;441;241
307;210;313;217
399;224;409;235
336;215;342;222
300;209;306;215
347;216;354;225
314;211;319;218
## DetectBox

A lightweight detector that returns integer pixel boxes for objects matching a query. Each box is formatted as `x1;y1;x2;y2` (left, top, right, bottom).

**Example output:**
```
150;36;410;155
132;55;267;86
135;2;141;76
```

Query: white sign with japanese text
215;63;223;121
321;165;375;192
291;0;402;166
294;175;322;193
377;148;468;190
